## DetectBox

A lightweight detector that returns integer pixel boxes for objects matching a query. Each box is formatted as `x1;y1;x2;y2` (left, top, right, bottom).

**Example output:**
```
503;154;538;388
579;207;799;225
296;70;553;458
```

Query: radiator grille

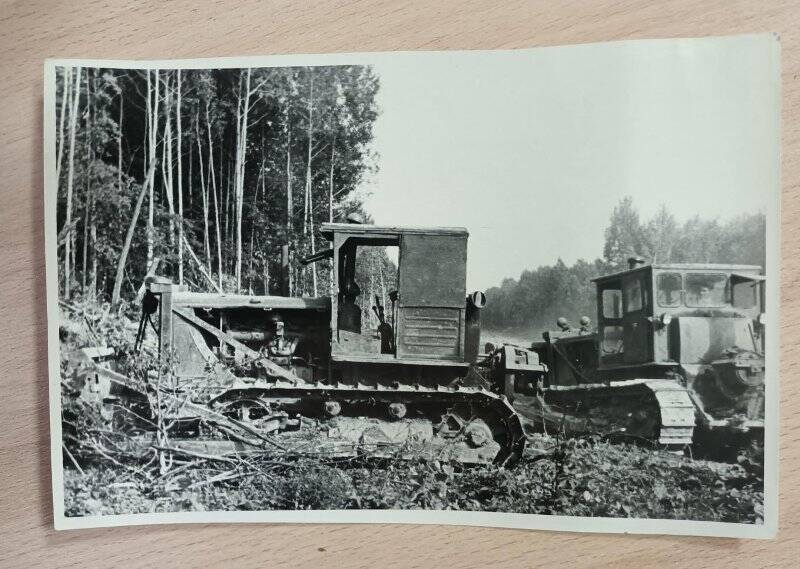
398;307;461;360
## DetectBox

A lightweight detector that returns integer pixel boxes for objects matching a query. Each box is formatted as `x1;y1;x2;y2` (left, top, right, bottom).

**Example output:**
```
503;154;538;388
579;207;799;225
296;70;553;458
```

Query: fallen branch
182;234;222;293
135;256;162;303
212;423;267;448
57;219;80;248
186;470;254;489
62;443;85;475
112;161;158;307
151;445;238;464
156;458;208;481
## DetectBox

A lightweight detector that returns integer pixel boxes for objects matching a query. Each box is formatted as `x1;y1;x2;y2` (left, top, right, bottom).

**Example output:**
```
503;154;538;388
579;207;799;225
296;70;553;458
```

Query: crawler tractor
80;222;539;465
501;259;766;455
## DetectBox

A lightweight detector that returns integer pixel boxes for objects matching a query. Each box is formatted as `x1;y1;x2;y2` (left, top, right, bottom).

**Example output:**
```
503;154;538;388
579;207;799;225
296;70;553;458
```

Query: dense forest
54;65;381;310
482;197;767;335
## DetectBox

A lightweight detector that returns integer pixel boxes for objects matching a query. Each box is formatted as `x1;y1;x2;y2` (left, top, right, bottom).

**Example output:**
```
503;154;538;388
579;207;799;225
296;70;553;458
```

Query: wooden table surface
1;1;798;567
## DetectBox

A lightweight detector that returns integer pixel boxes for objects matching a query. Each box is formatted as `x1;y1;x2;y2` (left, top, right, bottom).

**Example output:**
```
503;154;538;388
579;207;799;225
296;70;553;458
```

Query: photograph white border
43;34;781;537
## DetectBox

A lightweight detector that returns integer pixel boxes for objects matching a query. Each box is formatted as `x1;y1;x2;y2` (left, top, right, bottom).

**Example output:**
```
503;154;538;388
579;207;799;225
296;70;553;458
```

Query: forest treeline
482;197;767;334
55;65;380;306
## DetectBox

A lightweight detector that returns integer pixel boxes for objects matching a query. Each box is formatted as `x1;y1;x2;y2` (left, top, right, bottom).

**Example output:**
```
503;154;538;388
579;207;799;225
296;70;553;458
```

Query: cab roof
592;263;763;284
320;222;468;240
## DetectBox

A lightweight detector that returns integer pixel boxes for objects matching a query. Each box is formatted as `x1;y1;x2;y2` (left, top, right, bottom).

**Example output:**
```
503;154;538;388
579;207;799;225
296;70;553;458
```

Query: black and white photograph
45;34;780;536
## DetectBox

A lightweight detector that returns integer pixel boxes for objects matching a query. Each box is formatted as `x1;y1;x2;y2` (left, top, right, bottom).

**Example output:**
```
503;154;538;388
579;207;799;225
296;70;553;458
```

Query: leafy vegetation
63;433;763;523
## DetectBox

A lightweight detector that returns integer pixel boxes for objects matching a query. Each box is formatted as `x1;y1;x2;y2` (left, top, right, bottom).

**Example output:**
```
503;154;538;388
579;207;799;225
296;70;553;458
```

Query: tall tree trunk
161;75;175;248
259;158;267;293
233;73;243;291
176;69;184;284
196;120;210;273
113;81;124;299
89;68;98;300
206;102;223;291
248;226;255;293
328;134;336;223
146;70;153;272
234;68;253;292
64;66;82;299
56;67;71;184
224;158;229;254
260;154;266;210
90;203;97;299
303;72;317;297
82;68;91;295
146;69;160;273
112;162;158;306
248;152;265;294
328;132;336;293
285;124;294;296
262;237;270;295
82;68;98;300
118;87;123;193
188;115;193;213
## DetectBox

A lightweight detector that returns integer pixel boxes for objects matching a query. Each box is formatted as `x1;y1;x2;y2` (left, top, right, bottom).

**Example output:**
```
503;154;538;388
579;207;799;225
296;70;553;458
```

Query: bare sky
360;35;779;291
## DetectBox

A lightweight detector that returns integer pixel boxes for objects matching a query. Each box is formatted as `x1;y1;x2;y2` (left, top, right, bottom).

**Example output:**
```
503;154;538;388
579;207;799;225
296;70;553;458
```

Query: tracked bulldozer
77;222;543;465
499;258;766;455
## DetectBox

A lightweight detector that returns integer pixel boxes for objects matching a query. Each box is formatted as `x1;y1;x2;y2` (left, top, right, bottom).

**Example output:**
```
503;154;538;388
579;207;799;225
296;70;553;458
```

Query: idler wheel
465;422;493;448
323;400;342;417
219;398;270;424
388;403;407;420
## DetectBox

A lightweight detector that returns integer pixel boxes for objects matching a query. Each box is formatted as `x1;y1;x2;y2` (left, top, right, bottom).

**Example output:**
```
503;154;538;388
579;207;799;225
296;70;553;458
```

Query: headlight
660;313;672;327
470;291;487;308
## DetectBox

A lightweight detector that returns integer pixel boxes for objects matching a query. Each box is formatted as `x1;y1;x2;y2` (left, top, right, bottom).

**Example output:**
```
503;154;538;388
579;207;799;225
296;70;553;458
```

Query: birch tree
145;69;160;273
206;101;223;291
55;67;71;183
161;74;175;248
196;119;210;272
303;71;318;296
63;66;82;298
233;68;255;292
285;113;293;295
81;68;95;299
176;69;184;284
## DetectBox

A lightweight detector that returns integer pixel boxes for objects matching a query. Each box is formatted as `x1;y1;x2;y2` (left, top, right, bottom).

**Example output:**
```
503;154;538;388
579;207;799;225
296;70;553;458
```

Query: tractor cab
309;222;481;366
593;259;765;373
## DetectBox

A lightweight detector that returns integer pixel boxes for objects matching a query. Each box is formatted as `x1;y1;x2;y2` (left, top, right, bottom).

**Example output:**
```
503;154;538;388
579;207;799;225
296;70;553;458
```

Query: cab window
657;272;682;307
602;288;622;319
685;273;728;307
600;285;624;356
732;278;759;310
623;278;643;313
601;325;624;354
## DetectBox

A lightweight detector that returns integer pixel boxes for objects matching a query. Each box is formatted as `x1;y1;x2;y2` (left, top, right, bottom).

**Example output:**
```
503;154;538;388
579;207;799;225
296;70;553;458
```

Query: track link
201;378;527;465
523;378;696;447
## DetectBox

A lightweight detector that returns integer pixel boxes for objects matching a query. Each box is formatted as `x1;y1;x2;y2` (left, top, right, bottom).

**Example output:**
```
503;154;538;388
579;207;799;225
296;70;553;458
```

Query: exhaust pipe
627;256;645;270
465;291;487;364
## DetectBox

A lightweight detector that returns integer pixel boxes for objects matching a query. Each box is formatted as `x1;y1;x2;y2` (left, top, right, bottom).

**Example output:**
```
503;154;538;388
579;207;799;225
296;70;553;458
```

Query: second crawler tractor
496;258;766;455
